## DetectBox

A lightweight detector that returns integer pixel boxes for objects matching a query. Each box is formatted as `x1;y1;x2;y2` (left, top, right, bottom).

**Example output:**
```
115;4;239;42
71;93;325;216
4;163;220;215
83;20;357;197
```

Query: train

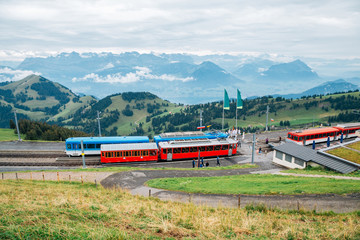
153;131;228;144
100;137;238;163
287;122;360;145
65;136;150;156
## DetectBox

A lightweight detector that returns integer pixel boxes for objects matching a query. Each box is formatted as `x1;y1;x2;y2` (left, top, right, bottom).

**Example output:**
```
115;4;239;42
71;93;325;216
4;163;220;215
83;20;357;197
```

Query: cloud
0;67;41;82
0;0;358;59
72;66;194;83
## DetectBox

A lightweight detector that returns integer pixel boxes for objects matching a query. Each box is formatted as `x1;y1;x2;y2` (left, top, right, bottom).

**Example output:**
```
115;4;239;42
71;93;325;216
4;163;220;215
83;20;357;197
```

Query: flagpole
222;107;224;132
236;106;237;130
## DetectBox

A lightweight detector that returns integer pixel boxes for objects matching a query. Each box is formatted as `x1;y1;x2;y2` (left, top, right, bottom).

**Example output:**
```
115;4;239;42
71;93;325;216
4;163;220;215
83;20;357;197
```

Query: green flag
224;89;230;110
237;89;243;109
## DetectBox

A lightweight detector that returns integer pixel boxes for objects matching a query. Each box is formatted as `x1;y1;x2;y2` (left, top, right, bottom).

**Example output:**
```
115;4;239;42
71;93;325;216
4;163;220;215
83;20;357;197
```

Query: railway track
0;151;101;166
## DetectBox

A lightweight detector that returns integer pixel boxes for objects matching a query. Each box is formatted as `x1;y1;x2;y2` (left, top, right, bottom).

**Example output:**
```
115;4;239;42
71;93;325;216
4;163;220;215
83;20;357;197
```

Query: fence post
42;172;45;181
297;200;300;211
149;189;151;197
30;172;32;181
2;173;4;180
95;179;97;187
57;172;60;182
238;195;241;208
81;175;83;184
16;173;18;181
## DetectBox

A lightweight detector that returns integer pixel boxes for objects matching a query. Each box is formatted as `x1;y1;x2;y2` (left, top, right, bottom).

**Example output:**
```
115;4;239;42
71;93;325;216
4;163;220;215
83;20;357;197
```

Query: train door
73;143;80;156
228;145;232;156
167;148;173;161
345;130;349;138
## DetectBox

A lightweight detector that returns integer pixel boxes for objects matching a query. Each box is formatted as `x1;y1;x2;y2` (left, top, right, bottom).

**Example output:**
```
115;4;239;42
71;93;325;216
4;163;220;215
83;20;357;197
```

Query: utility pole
199;110;203;132
97;111;102;137
81;140;86;169
251;133;256;164
265;105;269;131
13;110;21;141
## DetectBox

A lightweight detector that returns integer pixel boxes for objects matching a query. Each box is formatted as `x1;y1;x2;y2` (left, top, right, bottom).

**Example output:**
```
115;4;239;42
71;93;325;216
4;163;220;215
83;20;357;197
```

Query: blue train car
65;136;149;156
154;131;228;145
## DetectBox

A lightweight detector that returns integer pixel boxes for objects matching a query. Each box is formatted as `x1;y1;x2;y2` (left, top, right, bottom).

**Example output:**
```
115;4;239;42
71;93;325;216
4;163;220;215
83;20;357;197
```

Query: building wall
272;150;306;169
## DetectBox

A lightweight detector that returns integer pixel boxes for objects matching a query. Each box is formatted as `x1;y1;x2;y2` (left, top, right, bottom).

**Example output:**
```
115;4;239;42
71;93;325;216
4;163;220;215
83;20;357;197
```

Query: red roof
288;127;338;137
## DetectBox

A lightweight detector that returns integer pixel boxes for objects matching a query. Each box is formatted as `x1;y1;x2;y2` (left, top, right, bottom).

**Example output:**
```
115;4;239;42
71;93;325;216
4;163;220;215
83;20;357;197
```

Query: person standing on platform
192;159;195;168
217;156;220;166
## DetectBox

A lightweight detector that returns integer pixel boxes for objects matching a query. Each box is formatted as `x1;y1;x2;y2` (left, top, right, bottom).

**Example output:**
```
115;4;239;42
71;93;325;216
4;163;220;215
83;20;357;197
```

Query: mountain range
0;51;359;104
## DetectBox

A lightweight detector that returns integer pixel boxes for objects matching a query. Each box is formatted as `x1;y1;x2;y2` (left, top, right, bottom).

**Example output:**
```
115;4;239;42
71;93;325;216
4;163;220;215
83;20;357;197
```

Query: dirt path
1;171;113;183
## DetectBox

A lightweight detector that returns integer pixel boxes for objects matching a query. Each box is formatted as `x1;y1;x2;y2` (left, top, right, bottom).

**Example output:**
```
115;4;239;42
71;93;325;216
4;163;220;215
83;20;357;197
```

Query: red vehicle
287;122;360;145
287;127;340;145
334;123;360;139
158;138;238;161
101;143;158;163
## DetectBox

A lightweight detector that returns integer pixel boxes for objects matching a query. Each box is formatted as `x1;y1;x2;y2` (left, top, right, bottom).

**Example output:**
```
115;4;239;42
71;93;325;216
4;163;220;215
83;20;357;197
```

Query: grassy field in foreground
0;128;25;141
146;174;360;195
0;180;359;239
327;147;360;164
282;167;360;177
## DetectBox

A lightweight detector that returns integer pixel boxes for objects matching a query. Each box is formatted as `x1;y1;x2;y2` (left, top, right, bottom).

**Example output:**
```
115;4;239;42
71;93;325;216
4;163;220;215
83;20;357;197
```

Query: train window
87;144;95;149
200;146;205;151
96;144;101;149
181;148;189;153
141;150;148;156
150;150;156;156
288;134;292;138
222;145;228;150
214;145;221;151
168;149;172;154
315;134;318;139
163;149;166;154
67;144;72;149
190;147;197;152
294;136;298;141
206;146;213;151
299;137;302;141
310;135;314;139
305;136;309;140
132;151;139;157
173;148;181;154
124;151;129;157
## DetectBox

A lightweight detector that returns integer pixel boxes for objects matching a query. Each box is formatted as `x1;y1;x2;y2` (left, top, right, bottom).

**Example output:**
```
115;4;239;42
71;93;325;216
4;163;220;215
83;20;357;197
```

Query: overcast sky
0;0;359;61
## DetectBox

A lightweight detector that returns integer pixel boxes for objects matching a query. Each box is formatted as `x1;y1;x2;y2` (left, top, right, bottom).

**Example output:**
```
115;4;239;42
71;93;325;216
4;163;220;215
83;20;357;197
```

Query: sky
0;0;359;61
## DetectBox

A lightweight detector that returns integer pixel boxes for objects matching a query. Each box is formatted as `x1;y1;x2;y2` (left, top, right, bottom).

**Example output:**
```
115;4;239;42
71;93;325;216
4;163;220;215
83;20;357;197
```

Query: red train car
101;143;158;163
287;127;340;145
158;138;238;161
287;122;360;145
334;123;360;139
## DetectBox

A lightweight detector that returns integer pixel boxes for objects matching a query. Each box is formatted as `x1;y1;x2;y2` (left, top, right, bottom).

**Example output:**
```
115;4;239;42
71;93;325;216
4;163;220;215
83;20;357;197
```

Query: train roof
158;138;237;149
65;136;149;143
101;142;158;151
288;127;338;137
336;122;360;129
154;131;228;143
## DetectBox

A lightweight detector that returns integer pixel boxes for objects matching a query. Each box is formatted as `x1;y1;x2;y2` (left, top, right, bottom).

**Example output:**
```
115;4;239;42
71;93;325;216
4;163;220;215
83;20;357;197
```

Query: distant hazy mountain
261;59;319;81
4;51;359;103
273;79;359;99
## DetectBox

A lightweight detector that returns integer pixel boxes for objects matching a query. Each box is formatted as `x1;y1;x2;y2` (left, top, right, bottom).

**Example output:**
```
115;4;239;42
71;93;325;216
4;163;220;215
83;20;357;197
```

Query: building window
294;158;305;167
275;151;283;160
285;154;292;163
